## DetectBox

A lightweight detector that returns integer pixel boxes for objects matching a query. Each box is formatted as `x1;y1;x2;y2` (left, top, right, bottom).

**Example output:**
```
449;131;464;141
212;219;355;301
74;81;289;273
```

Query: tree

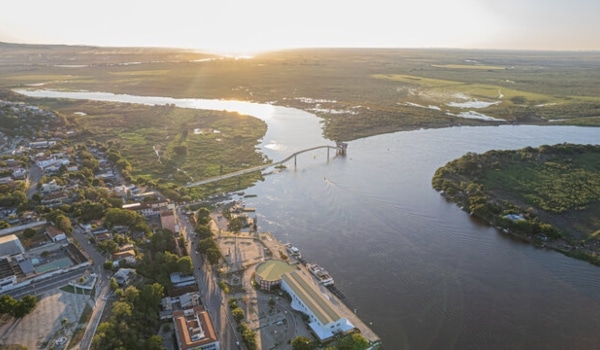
337;333;370;350
205;247;221;265
55;214;73;233
173;145;187;156
0;294;17;314
195;224;213;240
195;208;211;225
292;336;315;350
177;256;193;275
61;317;69;335
11;295;37;318
124;285;140;304
110;277;119;291
231;307;245;323
23;228;37;239
144;335;165;350
139;283;164;313
228;217;242;233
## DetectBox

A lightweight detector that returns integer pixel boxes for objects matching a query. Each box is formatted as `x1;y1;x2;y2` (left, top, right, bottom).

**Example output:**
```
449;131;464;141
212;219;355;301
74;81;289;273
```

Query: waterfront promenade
210;209;381;347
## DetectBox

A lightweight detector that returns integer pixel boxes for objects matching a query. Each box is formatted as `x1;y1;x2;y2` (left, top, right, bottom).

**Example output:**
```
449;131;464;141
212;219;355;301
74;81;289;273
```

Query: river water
17;89;600;349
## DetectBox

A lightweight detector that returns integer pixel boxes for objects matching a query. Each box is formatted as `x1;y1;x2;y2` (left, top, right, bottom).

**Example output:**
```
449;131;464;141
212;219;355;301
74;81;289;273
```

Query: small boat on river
307;263;335;286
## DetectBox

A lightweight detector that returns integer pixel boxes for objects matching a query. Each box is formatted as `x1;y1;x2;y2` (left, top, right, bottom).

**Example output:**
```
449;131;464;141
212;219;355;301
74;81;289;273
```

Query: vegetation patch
431;64;506;70
432;143;600;264
2;46;599;142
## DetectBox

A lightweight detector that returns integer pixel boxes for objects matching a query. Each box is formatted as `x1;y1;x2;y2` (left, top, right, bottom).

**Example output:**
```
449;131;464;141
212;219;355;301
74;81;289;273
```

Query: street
178;209;240;349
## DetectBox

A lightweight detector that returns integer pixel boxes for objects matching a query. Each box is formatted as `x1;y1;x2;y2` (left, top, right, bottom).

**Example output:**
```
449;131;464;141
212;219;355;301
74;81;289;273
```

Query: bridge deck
184;145;337;188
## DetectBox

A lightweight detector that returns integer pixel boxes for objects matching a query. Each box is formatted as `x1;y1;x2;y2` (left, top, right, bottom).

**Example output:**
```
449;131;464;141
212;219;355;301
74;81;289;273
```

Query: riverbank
4;46;600;143
207;204;382;349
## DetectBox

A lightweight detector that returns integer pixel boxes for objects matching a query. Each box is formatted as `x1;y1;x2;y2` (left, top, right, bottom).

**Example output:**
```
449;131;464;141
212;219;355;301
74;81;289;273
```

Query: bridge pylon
336;142;348;156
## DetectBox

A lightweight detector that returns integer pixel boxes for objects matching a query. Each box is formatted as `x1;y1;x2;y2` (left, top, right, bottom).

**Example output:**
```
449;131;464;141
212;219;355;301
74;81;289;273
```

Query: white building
281;270;356;341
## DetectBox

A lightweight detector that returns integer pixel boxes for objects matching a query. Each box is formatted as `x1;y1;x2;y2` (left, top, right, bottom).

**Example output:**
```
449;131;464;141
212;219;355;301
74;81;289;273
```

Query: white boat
285;243;302;258
307;263;334;286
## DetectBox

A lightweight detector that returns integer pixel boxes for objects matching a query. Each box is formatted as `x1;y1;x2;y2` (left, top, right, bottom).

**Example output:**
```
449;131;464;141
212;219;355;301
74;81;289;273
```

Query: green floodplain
432;144;600;265
1;43;599;221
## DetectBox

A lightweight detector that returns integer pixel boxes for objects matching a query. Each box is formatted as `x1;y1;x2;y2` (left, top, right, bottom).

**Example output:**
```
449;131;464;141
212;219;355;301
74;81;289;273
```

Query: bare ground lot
0;289;90;350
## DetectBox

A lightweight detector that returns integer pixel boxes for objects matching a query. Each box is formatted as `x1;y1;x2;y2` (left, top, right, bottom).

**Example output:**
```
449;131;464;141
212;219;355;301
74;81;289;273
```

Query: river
16;89;600;349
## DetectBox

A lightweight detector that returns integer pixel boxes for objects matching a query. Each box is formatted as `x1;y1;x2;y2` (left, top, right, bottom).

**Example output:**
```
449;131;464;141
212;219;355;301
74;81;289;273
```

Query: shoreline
207;205;382;348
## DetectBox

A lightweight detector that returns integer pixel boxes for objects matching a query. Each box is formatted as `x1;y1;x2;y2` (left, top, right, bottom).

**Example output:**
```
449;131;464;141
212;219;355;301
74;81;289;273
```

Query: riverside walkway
184;145;339;188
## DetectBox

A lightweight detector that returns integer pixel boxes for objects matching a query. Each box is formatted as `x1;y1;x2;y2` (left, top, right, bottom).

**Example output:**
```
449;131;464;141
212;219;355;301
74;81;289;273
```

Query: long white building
281;270;355;341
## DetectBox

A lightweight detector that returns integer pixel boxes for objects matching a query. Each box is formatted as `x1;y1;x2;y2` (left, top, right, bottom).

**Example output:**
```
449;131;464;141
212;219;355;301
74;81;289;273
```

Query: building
41;191;70;207
112;249;136;266
46;225;67;242
173;306;219;350
0;235;26;290
0;234;25;260
113;268;136;287
160;207;178;234
254;259;297;290
122;201;168;217
281;270;356;341
170;272;196;288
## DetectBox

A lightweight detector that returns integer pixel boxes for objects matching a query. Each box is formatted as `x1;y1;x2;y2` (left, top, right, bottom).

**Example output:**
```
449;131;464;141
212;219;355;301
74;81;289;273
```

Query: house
113;268;136;287
40;180;63;193
46;225;67;242
41;191;69;207
122;202;159;217
29;140;56;149
112;249;136;266
91;228;112;242
11;168;27;180
0;177;13;185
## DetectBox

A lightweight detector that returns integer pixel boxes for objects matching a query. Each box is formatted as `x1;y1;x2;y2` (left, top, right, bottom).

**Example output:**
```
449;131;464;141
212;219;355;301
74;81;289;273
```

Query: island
432;143;600;265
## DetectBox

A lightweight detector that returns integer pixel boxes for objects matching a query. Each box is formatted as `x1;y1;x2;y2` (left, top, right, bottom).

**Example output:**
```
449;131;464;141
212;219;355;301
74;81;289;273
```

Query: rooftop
255;259;297;282
173;306;218;350
0;234;25;258
282;270;343;326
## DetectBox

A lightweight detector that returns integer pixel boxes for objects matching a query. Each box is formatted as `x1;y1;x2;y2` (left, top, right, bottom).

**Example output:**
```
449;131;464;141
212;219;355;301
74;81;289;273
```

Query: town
0;98;381;350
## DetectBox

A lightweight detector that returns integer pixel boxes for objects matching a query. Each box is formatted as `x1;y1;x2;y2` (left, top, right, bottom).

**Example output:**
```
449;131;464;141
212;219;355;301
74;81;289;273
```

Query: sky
1;0;598;54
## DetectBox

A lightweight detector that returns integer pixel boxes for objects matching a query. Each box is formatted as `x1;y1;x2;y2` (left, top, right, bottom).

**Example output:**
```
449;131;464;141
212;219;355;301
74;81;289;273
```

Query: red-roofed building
173;306;220;350
46;225;67;242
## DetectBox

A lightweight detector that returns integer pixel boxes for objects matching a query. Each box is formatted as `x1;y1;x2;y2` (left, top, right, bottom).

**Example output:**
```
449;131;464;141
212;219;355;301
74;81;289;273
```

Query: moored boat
307;263;334;286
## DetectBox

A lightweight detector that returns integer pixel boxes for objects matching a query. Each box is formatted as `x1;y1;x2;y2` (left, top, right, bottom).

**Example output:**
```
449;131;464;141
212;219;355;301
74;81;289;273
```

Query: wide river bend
17;90;600;350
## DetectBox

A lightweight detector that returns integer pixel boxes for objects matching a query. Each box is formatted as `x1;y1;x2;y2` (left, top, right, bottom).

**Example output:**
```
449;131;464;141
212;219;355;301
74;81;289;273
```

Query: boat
307;263;334;286
285;243;302;259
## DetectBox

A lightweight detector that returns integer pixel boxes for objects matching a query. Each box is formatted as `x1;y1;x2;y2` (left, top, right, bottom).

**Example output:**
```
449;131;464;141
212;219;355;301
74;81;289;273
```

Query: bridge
184;143;347;188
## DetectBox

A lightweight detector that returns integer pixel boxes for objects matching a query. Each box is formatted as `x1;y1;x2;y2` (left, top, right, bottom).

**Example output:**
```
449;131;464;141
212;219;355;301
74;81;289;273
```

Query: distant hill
0;41;217;65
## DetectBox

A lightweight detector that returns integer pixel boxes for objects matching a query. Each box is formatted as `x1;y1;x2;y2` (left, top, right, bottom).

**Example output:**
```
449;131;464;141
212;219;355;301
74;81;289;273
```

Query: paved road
25;164;43;199
67;228;111;350
5;267;88;299
179;210;241;349
73;283;110;350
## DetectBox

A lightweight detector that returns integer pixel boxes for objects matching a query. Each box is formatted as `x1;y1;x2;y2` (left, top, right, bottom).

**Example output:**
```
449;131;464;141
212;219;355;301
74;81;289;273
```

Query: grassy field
1;45;599;141
29;97;267;197
432;144;600;241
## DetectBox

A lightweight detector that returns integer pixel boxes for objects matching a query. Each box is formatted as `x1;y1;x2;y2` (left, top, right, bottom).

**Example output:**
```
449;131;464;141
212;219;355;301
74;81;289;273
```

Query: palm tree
61;317;68;335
